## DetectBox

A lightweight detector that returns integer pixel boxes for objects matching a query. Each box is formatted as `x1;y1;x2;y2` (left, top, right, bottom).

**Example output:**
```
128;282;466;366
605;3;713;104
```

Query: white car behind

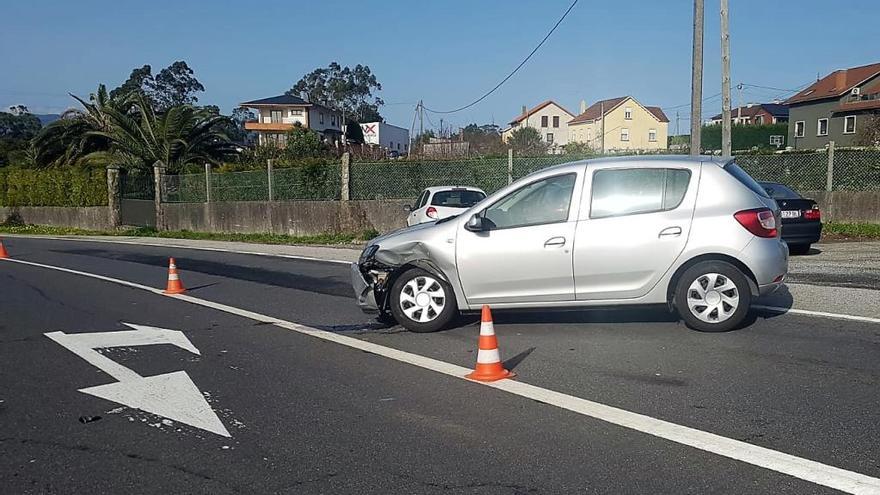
405;186;487;226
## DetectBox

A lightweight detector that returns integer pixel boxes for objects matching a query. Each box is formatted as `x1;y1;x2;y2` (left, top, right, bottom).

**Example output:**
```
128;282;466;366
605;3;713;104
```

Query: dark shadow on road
51;248;353;298
503;347;536;371
185;282;219;292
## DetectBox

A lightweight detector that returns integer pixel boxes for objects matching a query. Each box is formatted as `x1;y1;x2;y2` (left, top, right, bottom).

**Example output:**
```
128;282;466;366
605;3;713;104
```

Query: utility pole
720;0;732;156
676;110;681;137
737;82;744;122
600;100;605;153
690;0;704;156
418;99;424;147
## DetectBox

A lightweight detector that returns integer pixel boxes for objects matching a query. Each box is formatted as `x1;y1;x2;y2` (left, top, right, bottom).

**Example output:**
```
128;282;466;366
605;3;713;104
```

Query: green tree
855;114;880;147
109;61;205;112
508;127;547;155
285;123;327;158
0;110;42;139
229;107;256;144
562;141;595;155
287;62;384;122
32;85;234;170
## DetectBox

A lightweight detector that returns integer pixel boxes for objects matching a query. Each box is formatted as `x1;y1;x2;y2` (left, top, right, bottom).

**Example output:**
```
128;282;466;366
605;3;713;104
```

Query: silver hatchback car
352;156;788;333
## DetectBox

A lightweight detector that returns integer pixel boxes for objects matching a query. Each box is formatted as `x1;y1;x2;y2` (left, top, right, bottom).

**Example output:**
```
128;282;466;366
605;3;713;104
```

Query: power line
423;0;579;115
739;83;802;93
662;91;722;110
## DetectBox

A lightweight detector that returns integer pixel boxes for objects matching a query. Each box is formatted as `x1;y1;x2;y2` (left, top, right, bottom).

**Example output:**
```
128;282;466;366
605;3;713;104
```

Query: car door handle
544;236;566;247
658;226;682;238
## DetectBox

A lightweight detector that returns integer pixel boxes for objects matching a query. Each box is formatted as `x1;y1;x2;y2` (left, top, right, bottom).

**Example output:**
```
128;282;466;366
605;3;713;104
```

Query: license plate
781;210;801;218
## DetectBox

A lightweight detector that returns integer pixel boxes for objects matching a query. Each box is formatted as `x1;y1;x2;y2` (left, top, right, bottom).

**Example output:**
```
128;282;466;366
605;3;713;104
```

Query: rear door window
760;183;801;200
431;190;486;208
414;190;429;209
590;168;691;219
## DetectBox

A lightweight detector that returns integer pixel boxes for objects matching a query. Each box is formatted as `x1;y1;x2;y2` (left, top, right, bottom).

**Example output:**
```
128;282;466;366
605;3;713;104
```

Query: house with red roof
500;100;575;152
567;96;669;152
785;62;880;149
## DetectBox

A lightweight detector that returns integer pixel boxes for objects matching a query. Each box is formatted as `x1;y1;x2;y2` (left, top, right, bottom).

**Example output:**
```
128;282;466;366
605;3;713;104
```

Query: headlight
359;244;379;264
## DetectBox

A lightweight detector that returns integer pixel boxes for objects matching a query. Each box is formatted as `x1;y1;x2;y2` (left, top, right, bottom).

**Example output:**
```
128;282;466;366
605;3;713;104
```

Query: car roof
424;186;486;193
525;155;730;178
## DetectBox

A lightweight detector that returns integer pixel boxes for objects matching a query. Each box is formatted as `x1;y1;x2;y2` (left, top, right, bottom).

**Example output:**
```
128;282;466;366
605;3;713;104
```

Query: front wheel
389;268;458;333
674;261;751;332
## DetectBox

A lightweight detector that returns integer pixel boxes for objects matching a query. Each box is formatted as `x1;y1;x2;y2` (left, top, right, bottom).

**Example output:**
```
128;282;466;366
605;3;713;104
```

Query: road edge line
4;256;880;494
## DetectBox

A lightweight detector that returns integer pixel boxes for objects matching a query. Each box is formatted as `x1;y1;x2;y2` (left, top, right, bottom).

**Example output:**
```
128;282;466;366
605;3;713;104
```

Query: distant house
709;103;789;125
500;100;575;152
240;94;343;147
360;122;410;154
785;62;880;149
567;96;669;152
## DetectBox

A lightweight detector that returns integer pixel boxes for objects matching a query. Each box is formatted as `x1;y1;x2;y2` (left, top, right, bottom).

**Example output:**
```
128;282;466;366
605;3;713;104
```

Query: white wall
361;122;411;152
308;106;342;133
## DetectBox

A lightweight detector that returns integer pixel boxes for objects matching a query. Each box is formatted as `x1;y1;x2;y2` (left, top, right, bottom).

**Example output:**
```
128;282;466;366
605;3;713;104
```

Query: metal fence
160;147;880;203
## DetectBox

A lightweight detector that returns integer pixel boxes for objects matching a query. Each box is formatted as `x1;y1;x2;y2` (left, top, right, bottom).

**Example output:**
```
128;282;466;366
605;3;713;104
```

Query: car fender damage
354;240;448;315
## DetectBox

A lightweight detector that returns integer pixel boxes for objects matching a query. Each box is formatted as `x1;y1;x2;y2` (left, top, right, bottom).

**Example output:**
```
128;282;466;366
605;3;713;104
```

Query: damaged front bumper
350;262;379;313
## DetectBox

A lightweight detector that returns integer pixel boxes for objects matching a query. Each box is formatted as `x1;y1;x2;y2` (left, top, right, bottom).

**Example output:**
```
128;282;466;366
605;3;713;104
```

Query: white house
360;122;411;154
241;94;343;147
501;100;575;152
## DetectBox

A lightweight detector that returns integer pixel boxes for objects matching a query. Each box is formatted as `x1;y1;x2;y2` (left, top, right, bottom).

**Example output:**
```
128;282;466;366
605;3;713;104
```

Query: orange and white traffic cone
466;305;514;382
0;240;8;259
163;257;186;294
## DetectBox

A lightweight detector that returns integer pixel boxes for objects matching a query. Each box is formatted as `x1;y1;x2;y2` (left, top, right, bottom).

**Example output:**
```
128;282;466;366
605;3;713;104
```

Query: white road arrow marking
45;323;230;437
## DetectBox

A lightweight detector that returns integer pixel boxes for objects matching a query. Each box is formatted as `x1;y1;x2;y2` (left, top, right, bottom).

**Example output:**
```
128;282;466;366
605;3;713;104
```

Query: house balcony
244;121;295;132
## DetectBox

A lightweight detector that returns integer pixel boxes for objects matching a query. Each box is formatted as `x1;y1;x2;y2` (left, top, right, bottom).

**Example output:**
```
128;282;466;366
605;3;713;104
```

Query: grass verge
822;222;880;241
0;224;379;246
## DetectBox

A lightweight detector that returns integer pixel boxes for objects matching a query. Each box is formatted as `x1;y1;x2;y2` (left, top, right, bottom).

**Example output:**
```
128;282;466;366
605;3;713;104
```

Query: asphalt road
2;236;879;494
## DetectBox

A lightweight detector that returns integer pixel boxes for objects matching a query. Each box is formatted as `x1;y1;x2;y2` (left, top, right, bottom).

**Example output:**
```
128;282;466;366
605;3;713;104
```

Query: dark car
758;181;822;255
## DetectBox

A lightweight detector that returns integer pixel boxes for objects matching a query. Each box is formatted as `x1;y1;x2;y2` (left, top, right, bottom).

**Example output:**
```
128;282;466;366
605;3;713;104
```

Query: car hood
366;219;456;267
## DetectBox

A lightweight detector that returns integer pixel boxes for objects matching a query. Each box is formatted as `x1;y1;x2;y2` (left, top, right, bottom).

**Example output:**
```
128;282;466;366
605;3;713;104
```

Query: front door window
483;174;576;230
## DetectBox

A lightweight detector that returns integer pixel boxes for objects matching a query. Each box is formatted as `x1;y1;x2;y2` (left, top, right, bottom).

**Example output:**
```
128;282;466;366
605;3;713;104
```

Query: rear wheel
674;261;751;332
788;243;811;255
390;268;458;333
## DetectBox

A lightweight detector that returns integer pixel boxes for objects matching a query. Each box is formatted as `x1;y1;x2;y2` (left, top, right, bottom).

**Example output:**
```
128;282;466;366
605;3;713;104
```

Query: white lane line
4;256;880;495
3;234;353;264
754;305;880;325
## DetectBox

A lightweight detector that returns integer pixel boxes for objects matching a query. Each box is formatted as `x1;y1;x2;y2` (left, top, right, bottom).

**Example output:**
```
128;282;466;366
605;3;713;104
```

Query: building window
270;110;282;123
320;112;325;125
624;107;632;120
553;116;560;128
795;121;805;138
331;114;336;125
404;144;408;151
648;129;657;142
389;141;393;149
290;109;303;116
541;116;549;127
817;118;828;136
397;143;401;150
755;115;764;125
621;128;630;141
844;115;856;134
546;133;554;144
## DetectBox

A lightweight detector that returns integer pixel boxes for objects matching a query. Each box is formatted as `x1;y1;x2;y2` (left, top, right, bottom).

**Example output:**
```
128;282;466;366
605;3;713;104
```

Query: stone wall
0;206;112;231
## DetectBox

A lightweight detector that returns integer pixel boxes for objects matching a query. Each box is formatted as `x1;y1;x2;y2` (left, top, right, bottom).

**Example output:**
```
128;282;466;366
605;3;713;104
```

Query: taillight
426;206;438;219
804;207;821;221
734;208;778;238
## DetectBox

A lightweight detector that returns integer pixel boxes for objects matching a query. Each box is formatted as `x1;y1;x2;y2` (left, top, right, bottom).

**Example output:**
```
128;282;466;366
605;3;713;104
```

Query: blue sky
1;0;878;134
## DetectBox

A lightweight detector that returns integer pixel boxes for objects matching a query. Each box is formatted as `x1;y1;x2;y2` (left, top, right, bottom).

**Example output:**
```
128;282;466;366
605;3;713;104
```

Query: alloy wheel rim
686;273;739;324
399;276;446;323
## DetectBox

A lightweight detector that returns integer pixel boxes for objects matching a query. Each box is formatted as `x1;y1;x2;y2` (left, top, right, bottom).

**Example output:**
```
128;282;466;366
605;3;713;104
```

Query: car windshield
430;190;486;208
724;162;770;198
759;182;801;200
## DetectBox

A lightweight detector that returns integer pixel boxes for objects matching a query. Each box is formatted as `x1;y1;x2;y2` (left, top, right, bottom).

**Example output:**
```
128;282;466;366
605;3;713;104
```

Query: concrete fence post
267;159;274;202
153;162;166;231
507;148;514;185
106;165;122;230
826;140;835;192
341;152;351;201
204;163;212;203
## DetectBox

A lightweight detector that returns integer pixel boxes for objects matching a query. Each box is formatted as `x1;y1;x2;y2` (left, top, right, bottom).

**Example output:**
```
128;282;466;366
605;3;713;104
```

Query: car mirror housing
465;213;485;232
403;205;412;212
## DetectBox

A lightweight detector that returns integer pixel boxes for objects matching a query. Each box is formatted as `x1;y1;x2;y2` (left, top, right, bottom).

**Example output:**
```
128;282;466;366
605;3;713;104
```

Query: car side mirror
403;205;412;212
465;213;486;232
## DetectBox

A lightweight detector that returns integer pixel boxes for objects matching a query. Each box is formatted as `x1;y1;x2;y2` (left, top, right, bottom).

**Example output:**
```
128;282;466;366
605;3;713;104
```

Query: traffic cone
0;240;8;259
163;257;186;294
466;305;514;382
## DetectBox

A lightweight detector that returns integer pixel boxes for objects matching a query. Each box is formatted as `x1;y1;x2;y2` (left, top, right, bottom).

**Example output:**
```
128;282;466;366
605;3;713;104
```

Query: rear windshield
724;162;770;198
431;190;486;208
759;182;801;200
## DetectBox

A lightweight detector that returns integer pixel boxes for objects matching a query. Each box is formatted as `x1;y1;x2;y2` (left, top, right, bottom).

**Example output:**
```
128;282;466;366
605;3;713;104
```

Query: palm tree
32;85;235;170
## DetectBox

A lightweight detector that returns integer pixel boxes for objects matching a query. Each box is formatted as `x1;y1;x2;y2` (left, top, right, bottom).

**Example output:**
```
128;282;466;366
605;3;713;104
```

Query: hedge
0;168;107;207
